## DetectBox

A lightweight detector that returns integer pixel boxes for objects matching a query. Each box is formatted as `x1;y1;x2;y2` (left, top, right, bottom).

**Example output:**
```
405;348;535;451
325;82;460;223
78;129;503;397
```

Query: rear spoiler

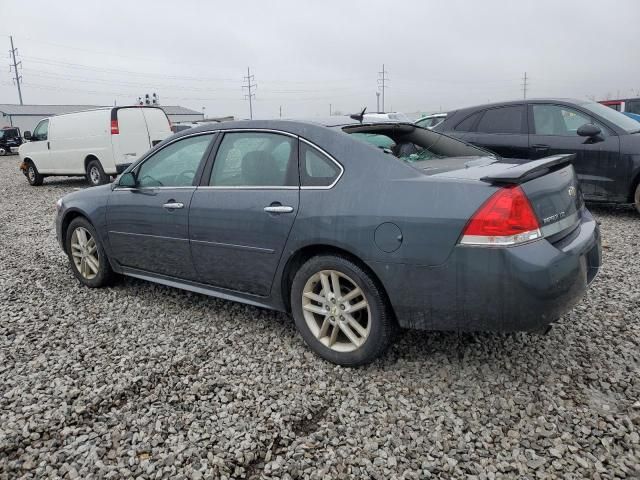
480;154;575;184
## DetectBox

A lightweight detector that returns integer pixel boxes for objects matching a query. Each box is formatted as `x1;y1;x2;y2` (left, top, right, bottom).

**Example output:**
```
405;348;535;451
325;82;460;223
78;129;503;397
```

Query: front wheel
65;217;114;287
25;161;43;186
290;255;396;366
86;159;109;186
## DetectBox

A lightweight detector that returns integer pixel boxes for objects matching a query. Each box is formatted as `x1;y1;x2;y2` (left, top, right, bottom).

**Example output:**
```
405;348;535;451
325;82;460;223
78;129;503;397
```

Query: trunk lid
416;154;583;240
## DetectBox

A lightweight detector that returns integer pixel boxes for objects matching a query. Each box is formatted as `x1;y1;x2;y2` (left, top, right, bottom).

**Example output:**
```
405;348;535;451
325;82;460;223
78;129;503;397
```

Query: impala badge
568;186;577;197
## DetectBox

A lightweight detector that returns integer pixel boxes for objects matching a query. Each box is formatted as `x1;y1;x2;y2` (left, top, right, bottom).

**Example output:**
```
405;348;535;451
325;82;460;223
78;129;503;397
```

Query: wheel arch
84;154;101;171
630;169;640;204
60;209;92;254
280;244;394;316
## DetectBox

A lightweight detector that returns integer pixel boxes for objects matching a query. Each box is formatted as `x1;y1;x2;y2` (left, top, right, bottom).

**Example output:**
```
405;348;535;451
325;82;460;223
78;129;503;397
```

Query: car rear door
189;130;299;296
107;132;216;280
462;105;530;158
528;103;622;199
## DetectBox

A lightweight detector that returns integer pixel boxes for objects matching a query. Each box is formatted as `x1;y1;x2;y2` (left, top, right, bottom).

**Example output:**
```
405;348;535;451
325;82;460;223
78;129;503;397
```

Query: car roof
185;116;407;132
452;98;590;113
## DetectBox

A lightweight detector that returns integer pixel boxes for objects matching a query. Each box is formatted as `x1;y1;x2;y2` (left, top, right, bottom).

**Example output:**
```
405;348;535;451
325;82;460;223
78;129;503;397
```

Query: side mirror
118;171;137;188
577;123;601;137
23;131;32;140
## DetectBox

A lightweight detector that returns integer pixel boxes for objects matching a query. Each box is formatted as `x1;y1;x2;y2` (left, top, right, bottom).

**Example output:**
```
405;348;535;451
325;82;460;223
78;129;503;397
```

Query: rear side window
300;141;341;187
454;112;481;131
476;106;525;134
209;132;297;187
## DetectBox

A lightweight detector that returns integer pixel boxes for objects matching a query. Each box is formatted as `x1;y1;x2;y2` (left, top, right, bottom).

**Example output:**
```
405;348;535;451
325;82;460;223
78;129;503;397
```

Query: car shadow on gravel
40;177;93;189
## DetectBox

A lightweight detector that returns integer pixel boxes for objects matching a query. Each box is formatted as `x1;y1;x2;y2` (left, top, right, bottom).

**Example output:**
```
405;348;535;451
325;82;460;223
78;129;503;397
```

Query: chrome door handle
163;202;184;210
264;205;294;213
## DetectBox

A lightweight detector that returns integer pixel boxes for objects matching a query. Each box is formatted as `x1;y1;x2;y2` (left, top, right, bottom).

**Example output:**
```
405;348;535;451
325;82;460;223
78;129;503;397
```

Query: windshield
579;101;640;133
345;124;493;163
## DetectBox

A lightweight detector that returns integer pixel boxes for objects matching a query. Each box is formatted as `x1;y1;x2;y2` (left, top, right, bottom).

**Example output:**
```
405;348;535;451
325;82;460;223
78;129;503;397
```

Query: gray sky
2;0;639;119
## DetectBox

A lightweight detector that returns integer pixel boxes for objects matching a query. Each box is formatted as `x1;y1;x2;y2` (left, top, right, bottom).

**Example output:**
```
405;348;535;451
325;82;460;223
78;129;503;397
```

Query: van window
33;120;49;141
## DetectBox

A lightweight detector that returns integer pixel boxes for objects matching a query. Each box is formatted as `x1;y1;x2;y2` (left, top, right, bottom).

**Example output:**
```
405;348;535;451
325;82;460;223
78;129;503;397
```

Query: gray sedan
55;118;602;365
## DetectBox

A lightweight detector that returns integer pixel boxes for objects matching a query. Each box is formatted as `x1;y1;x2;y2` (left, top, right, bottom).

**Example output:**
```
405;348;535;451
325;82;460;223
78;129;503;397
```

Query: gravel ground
0;159;639;480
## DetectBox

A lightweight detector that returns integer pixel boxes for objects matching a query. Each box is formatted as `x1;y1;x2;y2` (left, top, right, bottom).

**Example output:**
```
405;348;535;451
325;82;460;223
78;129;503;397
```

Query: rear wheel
291;255;396;366
25;161;43;186
86;159;109;186
635;183;640;215
65;217;113;287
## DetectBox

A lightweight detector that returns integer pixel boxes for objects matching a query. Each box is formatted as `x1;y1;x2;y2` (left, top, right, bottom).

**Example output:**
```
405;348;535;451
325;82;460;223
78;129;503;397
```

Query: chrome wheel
27;166;35;182
302;270;371;352
70;227;99;280
89;166;101;185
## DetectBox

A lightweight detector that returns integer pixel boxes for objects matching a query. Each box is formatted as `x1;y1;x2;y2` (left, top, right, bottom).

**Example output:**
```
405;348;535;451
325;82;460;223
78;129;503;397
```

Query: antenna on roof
349;107;367;123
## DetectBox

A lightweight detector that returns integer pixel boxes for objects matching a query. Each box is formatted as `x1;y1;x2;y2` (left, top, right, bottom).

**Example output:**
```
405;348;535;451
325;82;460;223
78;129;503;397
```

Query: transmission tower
243;67;257;119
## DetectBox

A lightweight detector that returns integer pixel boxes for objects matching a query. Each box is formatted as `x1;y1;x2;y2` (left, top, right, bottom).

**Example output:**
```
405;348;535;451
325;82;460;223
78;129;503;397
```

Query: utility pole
279;106;282;118
376;92;380;112
377;64;389;113
242;67;256;119
9;36;23;105
521;72;528;99
329;103;332;116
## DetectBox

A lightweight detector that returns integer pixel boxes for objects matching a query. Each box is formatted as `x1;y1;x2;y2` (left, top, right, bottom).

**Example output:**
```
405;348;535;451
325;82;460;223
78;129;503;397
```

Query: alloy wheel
302;269;371;352
70;227;99;280
28;166;35;182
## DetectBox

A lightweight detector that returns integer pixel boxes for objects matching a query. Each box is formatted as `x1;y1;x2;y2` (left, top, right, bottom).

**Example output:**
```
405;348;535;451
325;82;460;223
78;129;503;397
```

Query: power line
9;36;23;105
522;72;529;99
242;67;256;119
377;64;389;112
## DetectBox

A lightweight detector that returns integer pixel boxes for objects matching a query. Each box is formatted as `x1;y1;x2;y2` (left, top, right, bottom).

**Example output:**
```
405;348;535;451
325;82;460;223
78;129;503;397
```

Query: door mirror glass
118;171;137;188
577;123;602;137
23;131;31;140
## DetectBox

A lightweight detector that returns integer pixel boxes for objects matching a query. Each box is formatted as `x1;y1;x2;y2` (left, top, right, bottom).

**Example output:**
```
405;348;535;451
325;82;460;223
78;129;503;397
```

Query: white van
19;106;172;186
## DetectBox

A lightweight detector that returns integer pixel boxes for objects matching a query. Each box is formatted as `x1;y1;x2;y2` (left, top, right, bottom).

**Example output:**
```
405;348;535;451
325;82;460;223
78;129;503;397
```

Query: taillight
110;119;119;135
460;185;542;246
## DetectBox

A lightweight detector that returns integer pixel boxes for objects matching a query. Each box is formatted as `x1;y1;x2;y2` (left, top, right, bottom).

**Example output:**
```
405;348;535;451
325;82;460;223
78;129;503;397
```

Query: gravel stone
0;162;639;478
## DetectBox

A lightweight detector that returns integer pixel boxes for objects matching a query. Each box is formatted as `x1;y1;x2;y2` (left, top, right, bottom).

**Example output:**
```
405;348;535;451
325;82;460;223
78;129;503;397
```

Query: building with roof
0;104;204;132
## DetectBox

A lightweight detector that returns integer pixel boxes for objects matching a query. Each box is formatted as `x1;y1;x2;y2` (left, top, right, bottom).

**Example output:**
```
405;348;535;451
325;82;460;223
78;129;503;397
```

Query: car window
209;132;297;187
533;105;592;136
415;118;429;128
454;112;481;131
476;106;525;134
300;141;341;187
33;120;49;141
626;100;640;115
136;134;213;188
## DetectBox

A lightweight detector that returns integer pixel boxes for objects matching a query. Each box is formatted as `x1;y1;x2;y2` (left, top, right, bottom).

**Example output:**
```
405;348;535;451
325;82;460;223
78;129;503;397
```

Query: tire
86;159;109;186
290;254;396;366
25;161;43;186
634;183;640;215
65;217;114;288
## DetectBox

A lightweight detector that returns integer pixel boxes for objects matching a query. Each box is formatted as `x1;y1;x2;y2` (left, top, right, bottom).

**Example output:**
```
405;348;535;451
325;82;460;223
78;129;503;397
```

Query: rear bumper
370;207;601;332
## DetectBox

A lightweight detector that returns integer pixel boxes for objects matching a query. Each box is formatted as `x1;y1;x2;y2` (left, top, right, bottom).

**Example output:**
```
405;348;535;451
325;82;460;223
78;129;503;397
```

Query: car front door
462;105;530;158
528;104;621;199
25;119;52;172
106;132;216;279
189;130;299;296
